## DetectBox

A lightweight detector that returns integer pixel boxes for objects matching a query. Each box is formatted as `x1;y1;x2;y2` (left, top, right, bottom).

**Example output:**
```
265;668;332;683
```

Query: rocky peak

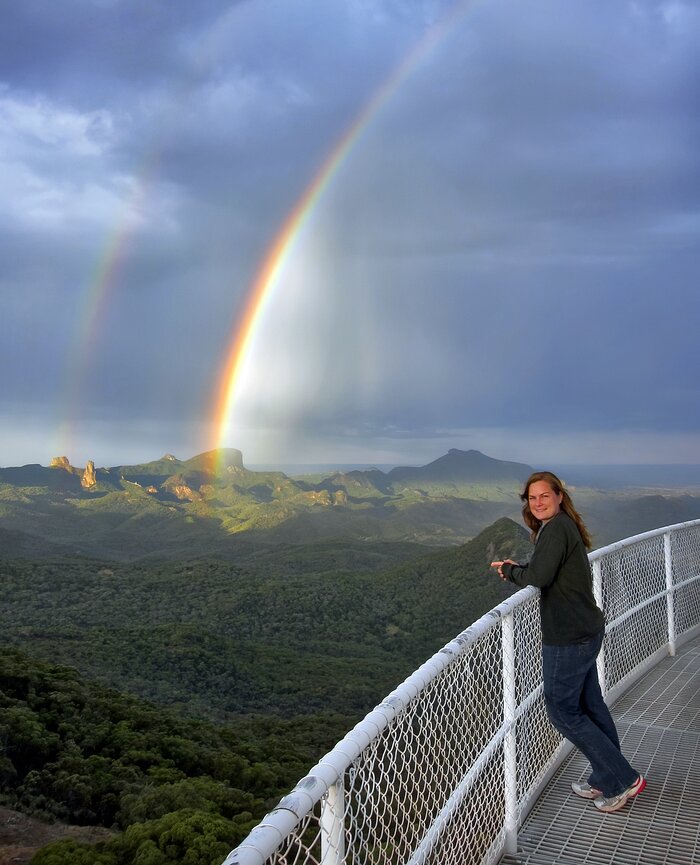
82;460;97;488
50;456;73;471
161;474;201;501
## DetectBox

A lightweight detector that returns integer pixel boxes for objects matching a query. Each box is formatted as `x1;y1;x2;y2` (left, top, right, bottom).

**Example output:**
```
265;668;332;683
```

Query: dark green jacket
502;511;604;645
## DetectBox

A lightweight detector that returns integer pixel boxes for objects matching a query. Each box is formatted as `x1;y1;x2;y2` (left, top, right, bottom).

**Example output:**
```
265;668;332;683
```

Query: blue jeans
542;629;638;797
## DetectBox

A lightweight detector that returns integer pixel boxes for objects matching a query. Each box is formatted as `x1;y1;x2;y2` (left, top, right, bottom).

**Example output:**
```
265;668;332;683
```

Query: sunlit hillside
2;449;699;560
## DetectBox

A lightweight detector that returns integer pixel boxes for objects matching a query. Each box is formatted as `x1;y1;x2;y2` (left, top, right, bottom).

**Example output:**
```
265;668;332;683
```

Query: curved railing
223;519;700;865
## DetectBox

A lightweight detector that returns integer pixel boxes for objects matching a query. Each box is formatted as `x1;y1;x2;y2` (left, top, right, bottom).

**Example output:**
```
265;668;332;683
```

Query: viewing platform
499;633;699;865
223;520;700;865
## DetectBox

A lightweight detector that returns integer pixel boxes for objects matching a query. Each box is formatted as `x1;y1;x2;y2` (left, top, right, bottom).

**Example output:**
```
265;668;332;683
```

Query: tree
110;809;237;865
30;838;116;865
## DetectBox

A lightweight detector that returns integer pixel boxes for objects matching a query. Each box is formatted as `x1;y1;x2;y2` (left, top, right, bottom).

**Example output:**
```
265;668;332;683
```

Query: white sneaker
571;781;603;799
594;775;646;812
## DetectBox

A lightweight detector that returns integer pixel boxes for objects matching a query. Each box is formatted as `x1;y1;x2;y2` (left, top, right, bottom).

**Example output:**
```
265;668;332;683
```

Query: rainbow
213;1;474;459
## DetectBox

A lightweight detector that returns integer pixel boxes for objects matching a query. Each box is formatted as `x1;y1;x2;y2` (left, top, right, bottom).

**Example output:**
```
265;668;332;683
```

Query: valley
0;447;698;864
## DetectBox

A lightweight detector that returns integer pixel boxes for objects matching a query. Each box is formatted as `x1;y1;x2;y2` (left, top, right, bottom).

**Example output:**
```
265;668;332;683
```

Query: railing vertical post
502;611;518;856
321;778;345;865
591;559;606;694
664;531;677;657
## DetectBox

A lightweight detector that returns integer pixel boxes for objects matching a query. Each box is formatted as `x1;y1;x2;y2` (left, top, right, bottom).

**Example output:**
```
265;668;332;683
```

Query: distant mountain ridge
0;448;529;558
0;447;529;509
389;449;531;484
1;447;522;484
1;448;699;557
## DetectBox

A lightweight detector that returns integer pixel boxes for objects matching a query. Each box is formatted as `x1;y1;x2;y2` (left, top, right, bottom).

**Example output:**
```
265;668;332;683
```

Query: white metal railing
223;520;700;865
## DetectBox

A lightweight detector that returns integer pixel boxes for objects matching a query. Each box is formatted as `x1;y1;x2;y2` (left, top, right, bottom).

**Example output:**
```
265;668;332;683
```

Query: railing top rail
588;517;700;562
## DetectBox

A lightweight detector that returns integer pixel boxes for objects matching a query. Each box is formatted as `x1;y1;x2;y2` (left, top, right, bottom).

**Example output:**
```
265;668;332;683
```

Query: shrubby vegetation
0;650;354;864
0;521;527;720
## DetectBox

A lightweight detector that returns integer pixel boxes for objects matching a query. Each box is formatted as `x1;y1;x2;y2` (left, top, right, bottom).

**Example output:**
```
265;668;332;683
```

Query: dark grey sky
1;0;698;468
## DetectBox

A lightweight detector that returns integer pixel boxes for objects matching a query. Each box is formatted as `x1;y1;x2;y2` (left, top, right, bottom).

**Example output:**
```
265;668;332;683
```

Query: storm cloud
1;0;698;468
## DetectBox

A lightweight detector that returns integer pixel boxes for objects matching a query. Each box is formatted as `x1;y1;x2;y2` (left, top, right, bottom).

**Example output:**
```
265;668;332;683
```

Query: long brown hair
520;470;592;549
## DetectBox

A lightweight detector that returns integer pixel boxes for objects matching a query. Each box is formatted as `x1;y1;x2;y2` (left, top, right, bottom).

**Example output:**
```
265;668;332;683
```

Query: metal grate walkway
499;634;700;865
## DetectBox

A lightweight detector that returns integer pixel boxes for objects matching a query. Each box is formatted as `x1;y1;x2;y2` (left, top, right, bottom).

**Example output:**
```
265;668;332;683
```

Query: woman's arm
499;520;567;588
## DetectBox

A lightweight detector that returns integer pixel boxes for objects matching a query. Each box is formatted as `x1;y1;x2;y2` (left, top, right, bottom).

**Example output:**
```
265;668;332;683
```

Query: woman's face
527;480;563;524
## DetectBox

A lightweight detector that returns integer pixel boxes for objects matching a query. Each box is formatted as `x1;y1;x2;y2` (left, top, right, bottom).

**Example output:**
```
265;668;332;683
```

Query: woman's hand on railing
491;560;517;581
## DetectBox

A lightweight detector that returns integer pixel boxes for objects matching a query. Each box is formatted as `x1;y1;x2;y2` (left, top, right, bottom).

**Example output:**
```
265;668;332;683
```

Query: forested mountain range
1;447;699;557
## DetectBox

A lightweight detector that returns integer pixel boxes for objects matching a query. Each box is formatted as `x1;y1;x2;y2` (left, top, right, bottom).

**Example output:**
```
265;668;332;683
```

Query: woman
491;471;645;813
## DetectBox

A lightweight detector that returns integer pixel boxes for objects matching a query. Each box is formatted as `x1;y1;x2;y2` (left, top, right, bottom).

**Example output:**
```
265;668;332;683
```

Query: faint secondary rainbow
56;64;198;461
213;0;475;458
55;171;154;459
